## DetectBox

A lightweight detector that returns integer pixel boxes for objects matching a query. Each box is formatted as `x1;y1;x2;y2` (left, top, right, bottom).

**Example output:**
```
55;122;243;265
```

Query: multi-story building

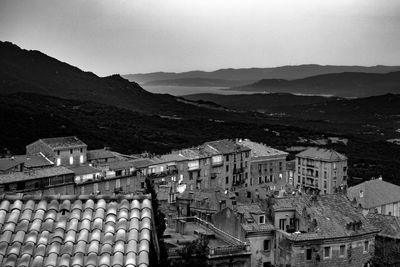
26;136;88;166
237;139;288;191
347;178;400;217
295;147;347;194
213;203;275;267
273;194;379;267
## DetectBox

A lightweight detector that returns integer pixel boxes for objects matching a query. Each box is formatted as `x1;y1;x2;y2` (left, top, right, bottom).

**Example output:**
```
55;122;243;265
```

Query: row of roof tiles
0;195;152;267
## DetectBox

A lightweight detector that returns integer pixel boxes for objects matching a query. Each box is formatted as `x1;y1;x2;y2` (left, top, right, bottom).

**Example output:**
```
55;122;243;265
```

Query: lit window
324;247;331;258
93;183;98;193
69;156;74;165
127;178;130;186
116;179;121;188
79;155;84;164
56;158;61;166
81;187;85;195
339;245;346;257
105;181;110;191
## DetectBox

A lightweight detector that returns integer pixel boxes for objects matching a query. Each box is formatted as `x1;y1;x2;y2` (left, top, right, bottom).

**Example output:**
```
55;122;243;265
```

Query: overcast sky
1;0;399;76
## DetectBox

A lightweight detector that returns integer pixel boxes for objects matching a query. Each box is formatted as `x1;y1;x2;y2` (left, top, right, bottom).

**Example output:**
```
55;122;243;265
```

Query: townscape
0;136;399;266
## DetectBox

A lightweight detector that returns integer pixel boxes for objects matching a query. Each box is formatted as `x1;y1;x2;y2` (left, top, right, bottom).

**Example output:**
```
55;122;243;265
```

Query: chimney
378;175;383;181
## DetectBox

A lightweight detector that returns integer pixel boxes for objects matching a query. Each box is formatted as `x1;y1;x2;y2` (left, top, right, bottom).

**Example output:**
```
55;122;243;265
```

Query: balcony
232;179;245;186
146;169;178;179
233;167;245;174
211;161;223;167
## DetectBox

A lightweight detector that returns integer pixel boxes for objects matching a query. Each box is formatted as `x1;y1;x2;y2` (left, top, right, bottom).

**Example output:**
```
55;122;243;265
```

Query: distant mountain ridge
229;71;400;97
123;64;400;84
143;77;248;87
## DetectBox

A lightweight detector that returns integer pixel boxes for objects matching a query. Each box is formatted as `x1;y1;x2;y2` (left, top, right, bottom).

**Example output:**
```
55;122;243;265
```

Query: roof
67;165;101;176
0;167;74;184
0;158;22;171
273;194;379;241
0;194;152;267
347;179;400;209
178;189;233;212
107;160;137;170
366;213;400;239
204;139;250;155
87;149;116;161
158;153;188;163
296;147;347;162
237;140;288;159
129;158;157;169
38;136;87;150
241;222;275;233
13;154;53;168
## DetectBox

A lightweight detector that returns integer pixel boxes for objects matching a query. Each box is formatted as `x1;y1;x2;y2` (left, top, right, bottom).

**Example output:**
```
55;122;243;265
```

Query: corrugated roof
347;179;400;209
273;194;379;241
39;136;87;149
0;194;152;267
296;147;347;161
67;165;101;176
0;167;74;184
205;139;250;155
87;149;116;161
237;140;288;158
366;213;400;239
0;158;22;171
13;154;53;168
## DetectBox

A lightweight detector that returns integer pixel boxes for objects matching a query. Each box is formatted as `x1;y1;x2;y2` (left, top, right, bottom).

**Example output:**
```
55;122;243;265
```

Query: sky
1;0;400;76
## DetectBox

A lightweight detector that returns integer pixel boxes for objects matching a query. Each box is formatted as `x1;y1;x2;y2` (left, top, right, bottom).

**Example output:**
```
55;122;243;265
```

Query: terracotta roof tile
0;194;153;266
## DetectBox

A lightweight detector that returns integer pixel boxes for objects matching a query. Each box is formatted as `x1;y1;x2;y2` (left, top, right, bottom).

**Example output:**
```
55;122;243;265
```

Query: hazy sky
1;0;400;76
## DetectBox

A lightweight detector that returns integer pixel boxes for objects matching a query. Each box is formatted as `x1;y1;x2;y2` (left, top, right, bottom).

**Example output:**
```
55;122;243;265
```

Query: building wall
373;201;400;217
247;234;274;267
212;207;246;241
248;156;287;190
279;235;375;267
294;156;347;194
26;141;87;166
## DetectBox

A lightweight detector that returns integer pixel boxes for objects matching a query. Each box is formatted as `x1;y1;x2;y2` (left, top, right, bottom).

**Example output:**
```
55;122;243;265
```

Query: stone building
26;136;88;167
348;178;400;217
272;194;379;267
294;147;347;194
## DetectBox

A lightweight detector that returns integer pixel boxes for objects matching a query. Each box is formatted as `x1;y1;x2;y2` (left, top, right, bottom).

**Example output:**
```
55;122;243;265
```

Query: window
279;219;286;230
56;158;61;166
306;248;312;260
323;246;331;258
339;245;346;257
359;190;363;198
259;215;265;224
80;148;83;153
70;149;73;154
69;156;74;165
263;240;270;251
81;186;85;194
225;177;229;184
247;191;251;198
127;178;130;186
105;181;110;191
225;155;229;161
57;150;60;156
93;183;98;193
226;165;229;172
259;177;262;184
79;155;84;164
141;182;144;189
364;241;369;253
116;179;121;188
324;180;327;189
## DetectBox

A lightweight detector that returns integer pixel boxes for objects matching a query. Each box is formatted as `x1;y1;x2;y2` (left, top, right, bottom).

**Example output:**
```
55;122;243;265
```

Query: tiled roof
157;153;188;163
0;167;74;184
129;158;156;169
204;139;250;155
178;189;232;212
67;165;101;176
347;179;400;209
87;149;116;161
14;154;54;168
0;158;22;172
237;140;288;158
296;147;347;162
0;194;153;267
366;213;400;239
273;194;379;241
107;160;137;171
39;136;87;149
236;203;263;216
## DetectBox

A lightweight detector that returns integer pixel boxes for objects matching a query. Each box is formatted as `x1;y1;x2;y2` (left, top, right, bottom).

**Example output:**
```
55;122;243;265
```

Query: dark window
141;182;145;188
70;149;73;154
226;165;229;172
263;240;270;251
225;155;229;161
225;177;229;184
339;245;345;257
324;246;331;258
306;248;312;260
57;150;60;156
279;219;286;230
80;148;83;153
247;191;251;198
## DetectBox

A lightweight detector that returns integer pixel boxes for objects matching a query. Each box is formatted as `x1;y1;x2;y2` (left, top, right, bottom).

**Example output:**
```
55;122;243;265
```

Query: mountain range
228;71;400;97
123;65;400;86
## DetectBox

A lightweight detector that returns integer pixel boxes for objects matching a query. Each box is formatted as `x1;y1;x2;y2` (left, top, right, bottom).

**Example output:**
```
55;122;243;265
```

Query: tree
144;178;169;266
176;236;211;267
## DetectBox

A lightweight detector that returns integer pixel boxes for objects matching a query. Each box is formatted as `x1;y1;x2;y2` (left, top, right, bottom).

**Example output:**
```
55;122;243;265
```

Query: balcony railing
146;169;178;179
233;167;245;174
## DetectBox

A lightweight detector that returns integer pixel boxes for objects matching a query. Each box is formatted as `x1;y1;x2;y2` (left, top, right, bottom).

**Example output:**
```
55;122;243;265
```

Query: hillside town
0;136;398;266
